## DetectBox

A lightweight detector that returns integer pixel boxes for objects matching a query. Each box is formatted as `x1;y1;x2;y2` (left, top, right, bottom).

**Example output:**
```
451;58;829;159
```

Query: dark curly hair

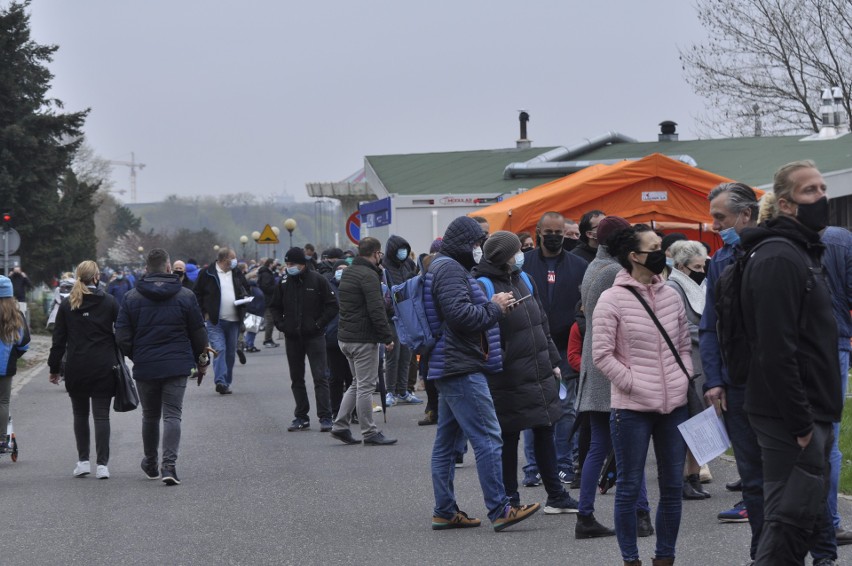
606;223;654;272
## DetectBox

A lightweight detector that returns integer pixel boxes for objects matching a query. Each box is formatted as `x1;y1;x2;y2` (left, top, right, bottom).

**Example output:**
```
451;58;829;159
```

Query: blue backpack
477;271;534;299
387;257;449;354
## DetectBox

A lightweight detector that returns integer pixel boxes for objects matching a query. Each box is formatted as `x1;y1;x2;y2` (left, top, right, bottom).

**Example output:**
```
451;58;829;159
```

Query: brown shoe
431;510;481;530
623;561;642;566
651;558;674;566
492;503;540;532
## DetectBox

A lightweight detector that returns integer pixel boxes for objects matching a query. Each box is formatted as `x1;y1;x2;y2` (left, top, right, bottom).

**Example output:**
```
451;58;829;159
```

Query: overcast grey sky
28;0;709;203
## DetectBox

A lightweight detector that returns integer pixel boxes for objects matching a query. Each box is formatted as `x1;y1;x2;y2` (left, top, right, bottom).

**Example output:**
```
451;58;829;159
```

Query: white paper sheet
234;297;254;306
677;405;731;467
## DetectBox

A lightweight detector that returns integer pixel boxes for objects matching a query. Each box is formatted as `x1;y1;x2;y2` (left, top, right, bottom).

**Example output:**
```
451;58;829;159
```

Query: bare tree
680;0;852;136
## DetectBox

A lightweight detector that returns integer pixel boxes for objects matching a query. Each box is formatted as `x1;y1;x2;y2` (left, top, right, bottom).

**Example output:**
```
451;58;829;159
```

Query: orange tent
473;153;762;249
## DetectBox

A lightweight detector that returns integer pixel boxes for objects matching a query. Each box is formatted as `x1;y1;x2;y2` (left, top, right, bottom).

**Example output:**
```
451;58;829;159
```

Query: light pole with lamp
271;226;280;259
137;246;144;271
251;231;261;262
240;235;249;260
284;218;297;248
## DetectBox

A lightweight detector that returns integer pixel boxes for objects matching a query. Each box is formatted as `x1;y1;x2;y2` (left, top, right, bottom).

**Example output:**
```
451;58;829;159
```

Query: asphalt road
1;336;849;566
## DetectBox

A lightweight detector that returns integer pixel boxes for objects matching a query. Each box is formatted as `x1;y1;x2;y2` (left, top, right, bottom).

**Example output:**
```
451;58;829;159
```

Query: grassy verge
840;383;852;495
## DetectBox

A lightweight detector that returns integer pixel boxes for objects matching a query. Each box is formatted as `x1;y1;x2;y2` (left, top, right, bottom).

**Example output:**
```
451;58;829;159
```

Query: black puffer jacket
269;269;338;339
116;274;208;381
337;256;394;344
48;289;119;398
381;235;417;288
257;265;277;302
473;260;562;432
740;216;842;436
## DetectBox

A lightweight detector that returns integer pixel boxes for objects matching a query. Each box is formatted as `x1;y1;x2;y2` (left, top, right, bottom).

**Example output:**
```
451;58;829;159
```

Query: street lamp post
283;218;297;248
240;235;249;260
137;246;144;269
251;231;261;261
271;226;281;259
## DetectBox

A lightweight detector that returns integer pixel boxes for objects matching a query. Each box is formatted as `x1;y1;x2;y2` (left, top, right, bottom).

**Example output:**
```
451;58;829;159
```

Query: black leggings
70;395;111;466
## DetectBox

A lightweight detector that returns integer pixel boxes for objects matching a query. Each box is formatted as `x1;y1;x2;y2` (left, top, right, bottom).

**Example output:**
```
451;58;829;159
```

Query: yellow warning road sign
257;224;279;244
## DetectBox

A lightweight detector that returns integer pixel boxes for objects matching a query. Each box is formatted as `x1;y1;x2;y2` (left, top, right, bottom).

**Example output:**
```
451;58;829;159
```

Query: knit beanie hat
323;247;343;260
429;238;443;254
596;216;631;247
483;231;521;266
0;276;12;298
661;233;687;253
284;247;307;265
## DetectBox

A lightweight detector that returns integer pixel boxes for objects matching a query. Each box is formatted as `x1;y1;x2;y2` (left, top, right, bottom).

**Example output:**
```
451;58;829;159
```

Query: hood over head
442;216;486;270
136;273;185;302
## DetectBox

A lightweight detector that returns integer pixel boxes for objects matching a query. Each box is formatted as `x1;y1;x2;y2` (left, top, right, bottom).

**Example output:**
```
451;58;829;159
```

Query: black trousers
327;342;353;416
70;395;111;466
502;425;563;505
285;335;332;421
749;414;833;566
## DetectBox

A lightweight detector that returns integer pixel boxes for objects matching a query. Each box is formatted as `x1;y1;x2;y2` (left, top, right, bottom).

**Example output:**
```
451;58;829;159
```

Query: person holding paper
593;224;691;566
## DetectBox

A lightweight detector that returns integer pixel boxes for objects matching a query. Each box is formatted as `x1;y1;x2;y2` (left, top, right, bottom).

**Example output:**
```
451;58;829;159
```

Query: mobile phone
510;294;532;306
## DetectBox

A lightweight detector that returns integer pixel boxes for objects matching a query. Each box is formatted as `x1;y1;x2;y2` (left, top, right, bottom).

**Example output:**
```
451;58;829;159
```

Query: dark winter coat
570;242;597;264
740;216;842;437
381;235;417;288
257;265;277;302
48;289;119;398
473;260;562;432
425;217;503;380
107;278;133;305
115;273;208;381
0;307;29;378
193;263;249;325
246;281;266;316
337;257;394;344
269;268;338;339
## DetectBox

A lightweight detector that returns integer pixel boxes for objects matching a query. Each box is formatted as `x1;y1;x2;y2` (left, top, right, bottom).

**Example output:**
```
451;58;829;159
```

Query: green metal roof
366;147;558;196
570;135;852;187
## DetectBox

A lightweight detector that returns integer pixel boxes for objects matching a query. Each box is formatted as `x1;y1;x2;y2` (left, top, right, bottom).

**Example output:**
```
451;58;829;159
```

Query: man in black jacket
116;248;208;485
330;237;397;446
571;210;605;264
740;161;841;564
193;247;249;395
270;247;338;432
257;258;279;348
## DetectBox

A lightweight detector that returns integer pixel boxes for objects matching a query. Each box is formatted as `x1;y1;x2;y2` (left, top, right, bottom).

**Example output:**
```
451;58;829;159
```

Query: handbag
113;342;139;412
625;287;703;410
244;313;263;334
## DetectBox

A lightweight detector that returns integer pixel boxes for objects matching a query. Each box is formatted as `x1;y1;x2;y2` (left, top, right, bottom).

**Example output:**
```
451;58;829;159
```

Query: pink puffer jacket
592;269;691;414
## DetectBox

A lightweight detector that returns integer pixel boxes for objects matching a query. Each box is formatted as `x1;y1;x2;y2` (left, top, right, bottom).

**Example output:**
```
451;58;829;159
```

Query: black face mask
542;234;563;253
638;250;667;275
793;196;829;232
562;238;579;252
687;268;706;286
174;271;185;278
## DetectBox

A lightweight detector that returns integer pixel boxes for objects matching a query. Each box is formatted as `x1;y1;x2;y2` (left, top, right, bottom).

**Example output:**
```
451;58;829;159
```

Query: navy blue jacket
116;273;208;381
821;226;852;346
698;243;738;391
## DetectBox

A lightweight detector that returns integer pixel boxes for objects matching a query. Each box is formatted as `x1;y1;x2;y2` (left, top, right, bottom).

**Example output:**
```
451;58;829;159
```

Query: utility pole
108;152;146;203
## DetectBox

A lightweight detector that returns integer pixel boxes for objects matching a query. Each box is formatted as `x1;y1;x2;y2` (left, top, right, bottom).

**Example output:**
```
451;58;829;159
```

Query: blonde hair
0;298;23;344
669;240;707;268
69;260;100;310
762;160;818;222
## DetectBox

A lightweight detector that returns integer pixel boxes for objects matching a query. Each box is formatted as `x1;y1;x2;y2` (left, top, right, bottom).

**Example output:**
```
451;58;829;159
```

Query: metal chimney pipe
516;111;531;149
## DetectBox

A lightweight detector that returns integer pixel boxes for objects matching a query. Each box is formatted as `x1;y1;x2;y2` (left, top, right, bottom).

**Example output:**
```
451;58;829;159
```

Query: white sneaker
96;465;110;479
73;461;91;477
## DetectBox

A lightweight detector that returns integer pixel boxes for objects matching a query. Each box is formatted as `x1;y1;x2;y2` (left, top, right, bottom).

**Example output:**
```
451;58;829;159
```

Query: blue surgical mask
719;226;740;246
665;257;674;269
334;269;344;281
286;266;301;276
230;258;238;269
512;251;524;272
305;255;312;261
396;248;409;261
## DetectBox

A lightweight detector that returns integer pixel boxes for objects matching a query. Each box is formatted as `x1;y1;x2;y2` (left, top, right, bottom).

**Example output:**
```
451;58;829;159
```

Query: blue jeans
724;386;764;560
611;406;688;562
523;379;577;474
431;373;509;523
207;319;240;387
578;411;650;516
245;331;257;349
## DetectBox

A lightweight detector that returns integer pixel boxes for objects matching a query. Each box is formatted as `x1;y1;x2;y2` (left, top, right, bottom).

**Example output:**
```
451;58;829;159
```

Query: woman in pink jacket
592;224;691;566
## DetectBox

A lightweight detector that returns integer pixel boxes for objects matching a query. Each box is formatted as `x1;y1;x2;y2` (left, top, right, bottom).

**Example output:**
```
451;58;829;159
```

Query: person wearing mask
516;232;535;253
193;247;249;395
740;161;841;564
257;258;280;348
563;219;581;251
48;261;118;479
418;237;444;426
270;247;337;432
594;224;691;566
425;216;540;532
575;216;654;540
521;211;588;487
303;243;318;270
172;260;194;290
0;275;29;455
317;248;344;279
242;270;266;353
330;237;397;446
381;235;422;406
326;261;353;417
474;231;579;514
699;183;764;558
664;240;712;500
116;248;209;485
571;210;605;264
107;269;133;305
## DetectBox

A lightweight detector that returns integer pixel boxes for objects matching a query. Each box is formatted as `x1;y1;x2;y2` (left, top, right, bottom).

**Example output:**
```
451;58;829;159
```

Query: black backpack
714;237;815;386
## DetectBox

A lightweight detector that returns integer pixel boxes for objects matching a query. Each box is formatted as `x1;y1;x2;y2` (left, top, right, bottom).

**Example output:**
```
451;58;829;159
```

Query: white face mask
472;246;483;264
512;251;525;271
229;258;238;270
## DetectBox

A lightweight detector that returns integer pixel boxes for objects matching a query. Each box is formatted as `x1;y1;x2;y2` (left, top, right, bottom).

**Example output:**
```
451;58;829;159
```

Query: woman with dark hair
48;260;119;479
593;225;691;566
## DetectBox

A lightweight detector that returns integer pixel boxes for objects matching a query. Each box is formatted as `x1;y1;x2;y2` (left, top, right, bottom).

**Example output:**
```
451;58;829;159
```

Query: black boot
575;513;616;539
687;473;711;498
682;477;706;500
637;509;654;537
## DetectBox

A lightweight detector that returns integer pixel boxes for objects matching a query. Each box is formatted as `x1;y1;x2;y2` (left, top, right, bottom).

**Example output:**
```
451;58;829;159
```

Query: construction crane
108;152;146;203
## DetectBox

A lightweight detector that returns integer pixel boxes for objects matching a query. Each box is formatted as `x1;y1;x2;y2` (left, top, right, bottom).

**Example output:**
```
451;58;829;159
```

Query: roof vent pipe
517;111;531;149
659;121;678;142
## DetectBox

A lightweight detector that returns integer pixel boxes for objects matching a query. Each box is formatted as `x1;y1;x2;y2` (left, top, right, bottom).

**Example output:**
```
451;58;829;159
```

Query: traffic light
1;212;10;232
